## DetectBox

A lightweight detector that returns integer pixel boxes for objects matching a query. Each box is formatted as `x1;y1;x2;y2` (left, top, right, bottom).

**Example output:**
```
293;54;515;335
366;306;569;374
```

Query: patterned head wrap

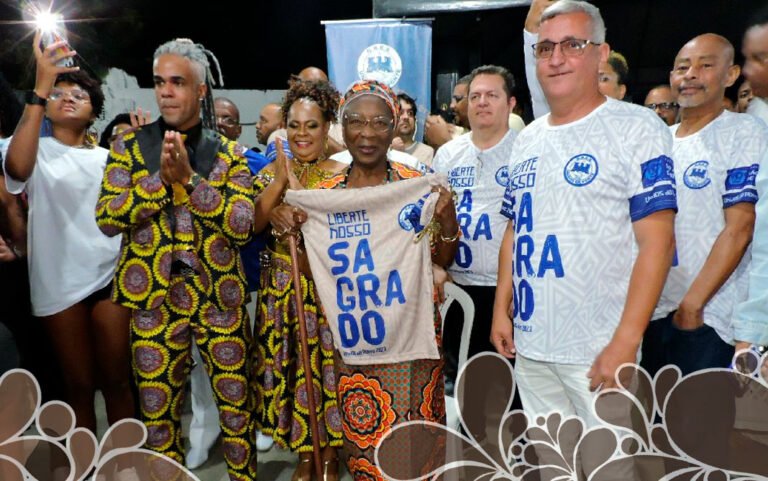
339;80;400;120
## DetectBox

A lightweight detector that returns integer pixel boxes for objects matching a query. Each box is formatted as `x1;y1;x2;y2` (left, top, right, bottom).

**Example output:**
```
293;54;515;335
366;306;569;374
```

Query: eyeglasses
49;88;91;103
343;114;393;132
531;38;601;59
645;102;679;111
216;116;239;127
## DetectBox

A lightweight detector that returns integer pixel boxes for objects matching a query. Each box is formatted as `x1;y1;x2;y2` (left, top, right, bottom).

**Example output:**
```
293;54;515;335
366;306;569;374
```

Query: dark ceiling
0;0;761;114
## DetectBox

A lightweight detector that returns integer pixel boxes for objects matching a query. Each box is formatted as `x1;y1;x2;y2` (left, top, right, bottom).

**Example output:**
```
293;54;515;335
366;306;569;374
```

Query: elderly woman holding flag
271;79;459;480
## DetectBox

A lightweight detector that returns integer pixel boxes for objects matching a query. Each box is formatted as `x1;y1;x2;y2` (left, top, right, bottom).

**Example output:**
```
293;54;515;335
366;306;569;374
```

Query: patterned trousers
131;276;257;480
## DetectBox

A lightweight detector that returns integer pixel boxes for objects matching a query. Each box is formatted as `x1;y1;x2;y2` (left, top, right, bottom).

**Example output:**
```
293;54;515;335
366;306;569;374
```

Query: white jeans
515;355;641;479
515;355;599;427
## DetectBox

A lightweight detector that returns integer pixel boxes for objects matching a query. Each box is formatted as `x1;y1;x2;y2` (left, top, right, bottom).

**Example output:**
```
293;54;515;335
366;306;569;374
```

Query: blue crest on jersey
683;160;711;189
641;155;675;188
725;164;759;191
495;165;510;187
563;154;598;187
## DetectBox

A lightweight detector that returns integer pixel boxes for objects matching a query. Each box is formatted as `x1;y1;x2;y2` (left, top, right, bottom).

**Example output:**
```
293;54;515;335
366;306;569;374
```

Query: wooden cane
287;233;324;481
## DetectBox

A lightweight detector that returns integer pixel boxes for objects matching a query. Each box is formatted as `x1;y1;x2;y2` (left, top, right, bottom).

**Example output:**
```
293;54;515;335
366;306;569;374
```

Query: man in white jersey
432;65;518;389
491;0;676;423
641;35;766;377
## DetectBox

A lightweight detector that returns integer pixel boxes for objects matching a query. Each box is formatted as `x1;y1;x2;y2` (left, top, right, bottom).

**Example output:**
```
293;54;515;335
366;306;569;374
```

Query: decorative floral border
375;350;768;481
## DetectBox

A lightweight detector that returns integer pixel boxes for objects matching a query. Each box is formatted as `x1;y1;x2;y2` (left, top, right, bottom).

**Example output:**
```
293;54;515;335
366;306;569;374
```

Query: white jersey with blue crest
433;129;517;285
500;98;676;364
654;111;766;344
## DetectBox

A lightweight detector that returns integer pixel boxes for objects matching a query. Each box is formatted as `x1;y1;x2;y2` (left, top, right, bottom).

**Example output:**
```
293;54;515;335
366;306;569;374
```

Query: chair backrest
439;282;475;371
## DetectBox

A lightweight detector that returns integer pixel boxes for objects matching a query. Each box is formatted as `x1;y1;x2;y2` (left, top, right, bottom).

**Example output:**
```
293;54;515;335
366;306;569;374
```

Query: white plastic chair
439;282;474;430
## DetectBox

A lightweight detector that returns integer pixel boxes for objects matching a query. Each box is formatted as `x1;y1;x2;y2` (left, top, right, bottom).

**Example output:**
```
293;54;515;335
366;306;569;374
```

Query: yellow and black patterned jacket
95;120;254;311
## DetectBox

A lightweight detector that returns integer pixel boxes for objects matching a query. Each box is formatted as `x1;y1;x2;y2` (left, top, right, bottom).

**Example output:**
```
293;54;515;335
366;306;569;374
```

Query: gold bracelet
440;225;461;243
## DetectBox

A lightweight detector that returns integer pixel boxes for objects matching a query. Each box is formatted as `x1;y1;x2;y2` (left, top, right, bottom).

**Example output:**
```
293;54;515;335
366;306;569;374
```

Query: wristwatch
25;91;47;107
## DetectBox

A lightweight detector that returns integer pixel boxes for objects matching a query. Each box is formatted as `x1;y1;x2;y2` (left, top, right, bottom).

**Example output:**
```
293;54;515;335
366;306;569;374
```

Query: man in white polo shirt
432;65;518;387
643;34;766;376
491;0;676;424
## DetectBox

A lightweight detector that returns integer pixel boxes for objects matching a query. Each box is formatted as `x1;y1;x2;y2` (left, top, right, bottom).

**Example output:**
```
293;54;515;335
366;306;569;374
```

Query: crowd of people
0;0;767;480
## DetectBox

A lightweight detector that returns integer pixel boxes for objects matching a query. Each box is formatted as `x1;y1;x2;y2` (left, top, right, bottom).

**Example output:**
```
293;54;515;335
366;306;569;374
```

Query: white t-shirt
500;98;676;364
433;130;517;286
2;138;121;316
654;111;766;344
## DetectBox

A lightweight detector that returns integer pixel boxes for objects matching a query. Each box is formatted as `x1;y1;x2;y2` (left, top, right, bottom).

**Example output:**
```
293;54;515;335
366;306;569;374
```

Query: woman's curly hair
281;77;340;124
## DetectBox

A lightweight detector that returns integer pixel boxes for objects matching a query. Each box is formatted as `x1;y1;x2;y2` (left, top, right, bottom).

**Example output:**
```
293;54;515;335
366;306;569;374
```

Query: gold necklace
292;159;334;188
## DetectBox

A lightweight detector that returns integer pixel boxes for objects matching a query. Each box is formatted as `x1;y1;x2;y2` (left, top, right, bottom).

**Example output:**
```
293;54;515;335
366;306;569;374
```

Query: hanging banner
324;19;432;142
284;175;446;365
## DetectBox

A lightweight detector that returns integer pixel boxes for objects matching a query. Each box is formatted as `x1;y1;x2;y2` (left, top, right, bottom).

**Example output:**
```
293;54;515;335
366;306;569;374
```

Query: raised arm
523;0;556;119
5;31;78;181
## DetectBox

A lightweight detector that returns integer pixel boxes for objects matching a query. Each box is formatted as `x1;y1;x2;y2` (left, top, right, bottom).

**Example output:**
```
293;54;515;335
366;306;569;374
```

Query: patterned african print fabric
95;120;256;480
131;277;256;480
321;161;447;480
252;167;344;452
95;120;254;311
335;321;446;480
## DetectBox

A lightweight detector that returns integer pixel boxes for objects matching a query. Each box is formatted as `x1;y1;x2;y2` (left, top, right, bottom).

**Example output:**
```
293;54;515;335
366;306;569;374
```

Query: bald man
642;34;768;376
297;66;329;83
256;103;282;145
644;85;679;126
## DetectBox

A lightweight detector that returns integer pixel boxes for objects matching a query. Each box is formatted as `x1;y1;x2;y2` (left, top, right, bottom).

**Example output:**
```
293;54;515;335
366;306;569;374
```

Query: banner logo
357;43;403;86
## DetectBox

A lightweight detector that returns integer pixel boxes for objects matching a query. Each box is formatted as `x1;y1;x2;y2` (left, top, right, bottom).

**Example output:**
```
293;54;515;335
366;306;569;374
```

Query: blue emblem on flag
495;165;510;187
398;204;417;231
563;154;598;187
683;160;711;189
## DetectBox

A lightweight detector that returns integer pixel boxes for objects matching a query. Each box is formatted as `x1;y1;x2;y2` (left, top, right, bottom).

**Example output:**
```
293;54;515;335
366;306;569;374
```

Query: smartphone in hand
40;27;74;67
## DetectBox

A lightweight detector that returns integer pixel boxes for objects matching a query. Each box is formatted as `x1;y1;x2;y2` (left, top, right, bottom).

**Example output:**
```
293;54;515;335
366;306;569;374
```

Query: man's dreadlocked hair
153;38;224;131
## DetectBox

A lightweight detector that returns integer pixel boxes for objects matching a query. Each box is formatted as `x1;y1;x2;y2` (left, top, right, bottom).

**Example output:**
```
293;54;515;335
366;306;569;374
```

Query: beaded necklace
339;160;393;189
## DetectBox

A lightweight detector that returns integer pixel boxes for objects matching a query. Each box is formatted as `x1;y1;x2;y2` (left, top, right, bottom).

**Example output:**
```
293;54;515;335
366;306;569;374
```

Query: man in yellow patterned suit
95;38;256;480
